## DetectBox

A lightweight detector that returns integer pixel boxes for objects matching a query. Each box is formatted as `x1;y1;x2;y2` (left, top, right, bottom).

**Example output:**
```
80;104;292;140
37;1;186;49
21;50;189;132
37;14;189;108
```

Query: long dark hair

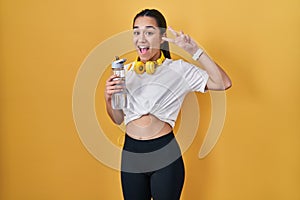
133;9;171;59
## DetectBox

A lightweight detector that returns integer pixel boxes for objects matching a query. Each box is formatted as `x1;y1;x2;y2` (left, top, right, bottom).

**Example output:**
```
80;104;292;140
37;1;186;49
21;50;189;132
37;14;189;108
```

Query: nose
138;32;146;42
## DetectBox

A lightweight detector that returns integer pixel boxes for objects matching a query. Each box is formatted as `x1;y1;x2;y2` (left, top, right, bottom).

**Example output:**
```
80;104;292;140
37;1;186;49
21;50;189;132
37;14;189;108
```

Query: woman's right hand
104;75;124;102
105;74;125;125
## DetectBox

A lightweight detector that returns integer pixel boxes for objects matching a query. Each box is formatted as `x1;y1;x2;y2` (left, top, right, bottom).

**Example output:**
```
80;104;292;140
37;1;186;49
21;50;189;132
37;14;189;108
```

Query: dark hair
133;9;171;59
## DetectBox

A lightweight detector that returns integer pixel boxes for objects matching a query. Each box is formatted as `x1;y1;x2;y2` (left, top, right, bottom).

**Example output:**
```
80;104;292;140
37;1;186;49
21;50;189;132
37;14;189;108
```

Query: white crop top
123;58;209;128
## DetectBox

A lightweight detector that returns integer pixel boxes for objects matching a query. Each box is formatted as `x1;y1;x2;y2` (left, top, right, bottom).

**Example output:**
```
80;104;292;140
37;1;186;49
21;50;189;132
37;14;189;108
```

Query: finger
106;79;115;86
168;26;179;37
110;74;118;79
106;74;118;83
107;80;124;87
162;36;174;43
182;34;190;43
107;85;124;92
106;74;123;84
179;34;188;43
186;35;191;43
106;89;123;96
180;33;186;40
106;86;123;95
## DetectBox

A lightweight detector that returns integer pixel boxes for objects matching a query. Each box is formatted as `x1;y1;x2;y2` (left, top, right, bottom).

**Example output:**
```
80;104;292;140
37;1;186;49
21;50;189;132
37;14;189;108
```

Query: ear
160;32;167;44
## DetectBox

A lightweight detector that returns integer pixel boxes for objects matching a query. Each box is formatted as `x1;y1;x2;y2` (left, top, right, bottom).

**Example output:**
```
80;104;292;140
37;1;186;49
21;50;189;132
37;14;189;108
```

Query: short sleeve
180;60;209;93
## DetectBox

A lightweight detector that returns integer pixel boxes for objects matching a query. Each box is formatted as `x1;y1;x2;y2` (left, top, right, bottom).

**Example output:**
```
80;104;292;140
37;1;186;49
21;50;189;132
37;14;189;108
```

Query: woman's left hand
162;26;199;55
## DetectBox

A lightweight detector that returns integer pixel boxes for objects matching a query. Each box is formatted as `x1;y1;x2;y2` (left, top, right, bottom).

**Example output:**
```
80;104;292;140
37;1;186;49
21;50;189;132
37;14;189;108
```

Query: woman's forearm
105;98;124;125
161;27;231;90
197;52;232;90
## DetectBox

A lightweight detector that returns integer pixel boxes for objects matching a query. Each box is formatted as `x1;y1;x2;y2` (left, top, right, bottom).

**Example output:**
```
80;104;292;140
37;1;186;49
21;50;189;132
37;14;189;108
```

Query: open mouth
138;46;150;55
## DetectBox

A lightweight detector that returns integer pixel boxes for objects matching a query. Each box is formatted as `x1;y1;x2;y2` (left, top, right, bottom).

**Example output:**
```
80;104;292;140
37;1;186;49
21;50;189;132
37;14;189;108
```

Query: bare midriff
126;114;172;140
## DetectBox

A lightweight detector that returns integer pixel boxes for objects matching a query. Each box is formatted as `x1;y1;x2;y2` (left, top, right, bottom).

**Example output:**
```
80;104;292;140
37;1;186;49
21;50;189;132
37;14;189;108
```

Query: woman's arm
162;27;232;91
104;74;125;125
195;51;232;90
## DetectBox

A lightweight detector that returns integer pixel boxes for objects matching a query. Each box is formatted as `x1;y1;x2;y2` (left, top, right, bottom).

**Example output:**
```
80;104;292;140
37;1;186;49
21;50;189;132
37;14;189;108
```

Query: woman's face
133;16;164;63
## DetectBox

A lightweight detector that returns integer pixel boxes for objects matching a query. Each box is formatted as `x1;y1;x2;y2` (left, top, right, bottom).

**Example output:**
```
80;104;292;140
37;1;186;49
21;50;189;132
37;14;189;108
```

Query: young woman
105;9;231;200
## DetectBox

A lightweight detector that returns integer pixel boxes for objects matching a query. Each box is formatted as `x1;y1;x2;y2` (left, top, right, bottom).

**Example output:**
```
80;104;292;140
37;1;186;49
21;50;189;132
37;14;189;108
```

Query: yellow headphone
133;52;165;74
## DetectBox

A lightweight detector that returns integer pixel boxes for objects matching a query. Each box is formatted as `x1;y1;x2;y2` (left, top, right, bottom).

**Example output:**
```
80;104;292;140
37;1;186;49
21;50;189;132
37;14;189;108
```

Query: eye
145;31;154;36
133;30;140;36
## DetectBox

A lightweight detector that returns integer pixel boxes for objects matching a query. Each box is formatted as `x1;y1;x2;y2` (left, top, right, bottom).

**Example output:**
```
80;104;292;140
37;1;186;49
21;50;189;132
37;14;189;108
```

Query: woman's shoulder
164;58;181;64
164;58;194;71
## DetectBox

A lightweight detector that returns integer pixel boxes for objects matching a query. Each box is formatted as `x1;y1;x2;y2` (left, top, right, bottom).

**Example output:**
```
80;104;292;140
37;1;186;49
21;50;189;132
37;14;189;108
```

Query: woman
105;9;231;200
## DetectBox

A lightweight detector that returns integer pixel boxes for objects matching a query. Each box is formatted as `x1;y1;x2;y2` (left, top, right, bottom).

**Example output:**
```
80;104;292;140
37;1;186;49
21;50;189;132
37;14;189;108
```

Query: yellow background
1;0;299;199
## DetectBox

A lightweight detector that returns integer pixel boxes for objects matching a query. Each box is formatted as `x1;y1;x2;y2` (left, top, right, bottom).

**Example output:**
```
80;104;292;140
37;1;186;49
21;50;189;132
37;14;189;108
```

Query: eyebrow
133;25;157;30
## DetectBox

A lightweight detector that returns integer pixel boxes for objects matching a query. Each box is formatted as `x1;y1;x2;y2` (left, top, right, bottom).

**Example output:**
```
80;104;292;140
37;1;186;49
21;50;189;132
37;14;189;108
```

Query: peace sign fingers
162;26;199;55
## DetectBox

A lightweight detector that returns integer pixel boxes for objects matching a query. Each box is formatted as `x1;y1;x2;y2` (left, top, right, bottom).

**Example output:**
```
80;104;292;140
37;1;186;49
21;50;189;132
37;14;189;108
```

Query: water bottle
111;57;127;110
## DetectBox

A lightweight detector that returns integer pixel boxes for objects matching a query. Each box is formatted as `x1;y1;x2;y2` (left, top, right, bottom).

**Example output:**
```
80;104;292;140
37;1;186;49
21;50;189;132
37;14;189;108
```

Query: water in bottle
111;57;128;110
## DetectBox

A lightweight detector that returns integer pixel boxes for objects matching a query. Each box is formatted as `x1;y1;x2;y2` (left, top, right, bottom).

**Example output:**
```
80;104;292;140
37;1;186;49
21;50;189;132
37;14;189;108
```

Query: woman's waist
126;114;172;140
123;130;175;153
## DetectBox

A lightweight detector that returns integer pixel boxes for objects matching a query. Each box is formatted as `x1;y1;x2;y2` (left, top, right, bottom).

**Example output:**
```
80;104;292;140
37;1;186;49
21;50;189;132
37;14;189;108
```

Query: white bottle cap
112;58;127;69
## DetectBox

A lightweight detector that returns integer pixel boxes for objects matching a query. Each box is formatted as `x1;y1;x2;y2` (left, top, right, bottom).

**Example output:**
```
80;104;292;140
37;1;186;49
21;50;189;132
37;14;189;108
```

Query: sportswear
123;58;209;127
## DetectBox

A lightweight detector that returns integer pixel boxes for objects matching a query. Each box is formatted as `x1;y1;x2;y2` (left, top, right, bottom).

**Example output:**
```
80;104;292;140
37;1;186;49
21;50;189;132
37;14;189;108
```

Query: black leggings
121;132;185;200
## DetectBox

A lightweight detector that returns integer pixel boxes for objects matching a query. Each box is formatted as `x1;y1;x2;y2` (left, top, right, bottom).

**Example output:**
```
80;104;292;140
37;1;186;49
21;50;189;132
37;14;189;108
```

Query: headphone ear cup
145;61;156;74
134;61;145;74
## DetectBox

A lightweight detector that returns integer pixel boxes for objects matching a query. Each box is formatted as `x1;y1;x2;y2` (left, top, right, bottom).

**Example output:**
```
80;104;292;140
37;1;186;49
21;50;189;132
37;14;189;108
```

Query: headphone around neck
133;52;165;74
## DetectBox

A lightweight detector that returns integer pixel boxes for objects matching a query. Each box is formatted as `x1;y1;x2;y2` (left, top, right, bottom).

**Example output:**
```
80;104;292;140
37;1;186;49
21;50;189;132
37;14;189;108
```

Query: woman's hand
162;26;199;55
105;74;124;102
104;74;125;125
163;26;232;91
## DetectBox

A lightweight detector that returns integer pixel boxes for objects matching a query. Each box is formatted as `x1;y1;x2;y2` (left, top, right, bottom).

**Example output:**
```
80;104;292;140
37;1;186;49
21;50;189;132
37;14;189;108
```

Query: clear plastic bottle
111;57;127;110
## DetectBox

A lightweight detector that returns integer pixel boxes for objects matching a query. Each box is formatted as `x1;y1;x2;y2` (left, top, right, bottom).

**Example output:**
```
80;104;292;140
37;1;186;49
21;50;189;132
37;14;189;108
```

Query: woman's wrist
192;48;204;61
105;96;112;107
